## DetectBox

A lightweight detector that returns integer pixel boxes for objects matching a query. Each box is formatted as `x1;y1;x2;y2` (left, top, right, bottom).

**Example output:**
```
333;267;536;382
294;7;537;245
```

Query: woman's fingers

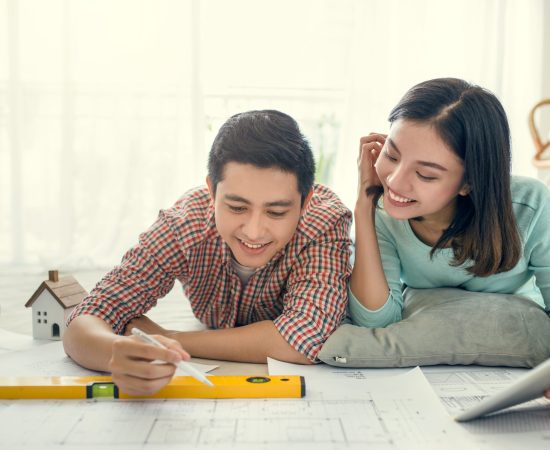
359;133;387;149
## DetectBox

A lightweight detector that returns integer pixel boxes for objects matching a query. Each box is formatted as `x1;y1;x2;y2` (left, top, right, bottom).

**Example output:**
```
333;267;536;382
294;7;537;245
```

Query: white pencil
131;327;214;387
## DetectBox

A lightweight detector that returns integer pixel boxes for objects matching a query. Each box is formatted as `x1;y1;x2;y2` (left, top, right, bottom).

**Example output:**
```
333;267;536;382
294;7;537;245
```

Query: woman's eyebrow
388;138;447;171
387;138;401;154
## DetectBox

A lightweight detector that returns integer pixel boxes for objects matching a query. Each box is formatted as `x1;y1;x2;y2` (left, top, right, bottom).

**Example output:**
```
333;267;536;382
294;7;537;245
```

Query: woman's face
375;119;469;224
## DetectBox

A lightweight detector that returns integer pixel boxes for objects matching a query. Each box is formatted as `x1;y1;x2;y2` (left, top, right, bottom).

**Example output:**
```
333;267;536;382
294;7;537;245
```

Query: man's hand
109;333;190;396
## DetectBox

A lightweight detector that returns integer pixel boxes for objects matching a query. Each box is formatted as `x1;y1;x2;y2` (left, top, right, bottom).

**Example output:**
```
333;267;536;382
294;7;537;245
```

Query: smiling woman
350;78;550;330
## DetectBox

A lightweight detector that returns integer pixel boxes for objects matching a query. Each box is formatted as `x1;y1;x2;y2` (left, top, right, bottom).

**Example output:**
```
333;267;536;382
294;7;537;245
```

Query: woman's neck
409;202;457;247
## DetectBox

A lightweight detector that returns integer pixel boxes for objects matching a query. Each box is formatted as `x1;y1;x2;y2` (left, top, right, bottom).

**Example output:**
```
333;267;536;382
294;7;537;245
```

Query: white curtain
332;0;544;208
0;0;544;271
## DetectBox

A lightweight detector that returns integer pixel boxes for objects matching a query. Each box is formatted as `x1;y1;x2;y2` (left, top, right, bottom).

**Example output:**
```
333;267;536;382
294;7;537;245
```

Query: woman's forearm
350;201;390;310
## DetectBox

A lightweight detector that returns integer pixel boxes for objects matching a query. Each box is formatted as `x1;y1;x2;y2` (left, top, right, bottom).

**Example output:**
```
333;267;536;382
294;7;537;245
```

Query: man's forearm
63;315;119;372
171;320;312;364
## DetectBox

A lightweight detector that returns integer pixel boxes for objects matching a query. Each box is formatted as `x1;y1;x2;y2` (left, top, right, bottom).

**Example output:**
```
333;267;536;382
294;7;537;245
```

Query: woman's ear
459;183;471;196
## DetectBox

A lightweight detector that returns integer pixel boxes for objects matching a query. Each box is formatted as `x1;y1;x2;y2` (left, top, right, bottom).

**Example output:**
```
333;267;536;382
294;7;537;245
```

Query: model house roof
25;270;88;310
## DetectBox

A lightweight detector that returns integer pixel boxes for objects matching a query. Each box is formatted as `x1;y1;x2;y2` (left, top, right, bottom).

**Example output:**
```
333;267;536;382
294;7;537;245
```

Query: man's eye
268;211;286;218
229;205;246;213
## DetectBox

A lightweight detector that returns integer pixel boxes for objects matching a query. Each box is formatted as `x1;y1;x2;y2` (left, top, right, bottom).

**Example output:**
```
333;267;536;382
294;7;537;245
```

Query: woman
350;78;550;396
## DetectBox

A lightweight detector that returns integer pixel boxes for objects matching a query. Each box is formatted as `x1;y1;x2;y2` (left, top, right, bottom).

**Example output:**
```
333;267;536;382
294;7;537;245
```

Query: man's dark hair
207;110;315;205
384;77;521;277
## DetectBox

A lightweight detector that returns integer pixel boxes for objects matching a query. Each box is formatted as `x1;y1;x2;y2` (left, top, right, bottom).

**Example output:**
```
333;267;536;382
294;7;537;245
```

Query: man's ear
206;176;215;201
300;189;314;213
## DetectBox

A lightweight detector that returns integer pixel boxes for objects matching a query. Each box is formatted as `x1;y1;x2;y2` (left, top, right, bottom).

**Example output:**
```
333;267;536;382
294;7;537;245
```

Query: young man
63;110;352;395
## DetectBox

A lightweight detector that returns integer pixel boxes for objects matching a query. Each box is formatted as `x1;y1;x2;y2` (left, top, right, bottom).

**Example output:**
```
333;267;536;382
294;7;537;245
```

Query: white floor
0;268;267;374
0;269;202;335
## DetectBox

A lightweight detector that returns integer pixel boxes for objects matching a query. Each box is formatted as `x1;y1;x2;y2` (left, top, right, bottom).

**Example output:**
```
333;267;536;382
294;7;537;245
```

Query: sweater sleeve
349;211;404;328
525;184;550;316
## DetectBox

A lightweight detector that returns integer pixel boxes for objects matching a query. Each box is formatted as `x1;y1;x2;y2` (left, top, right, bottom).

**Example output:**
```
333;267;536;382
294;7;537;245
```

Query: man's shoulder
173;185;212;214
298;184;352;240
161;186;217;247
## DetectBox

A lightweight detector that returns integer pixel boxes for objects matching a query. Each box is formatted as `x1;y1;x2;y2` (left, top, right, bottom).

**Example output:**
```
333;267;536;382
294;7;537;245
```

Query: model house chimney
48;270;59;282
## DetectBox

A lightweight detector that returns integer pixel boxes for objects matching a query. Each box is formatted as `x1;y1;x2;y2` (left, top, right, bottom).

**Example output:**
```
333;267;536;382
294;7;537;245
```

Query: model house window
37;319;41;323
37;311;41;316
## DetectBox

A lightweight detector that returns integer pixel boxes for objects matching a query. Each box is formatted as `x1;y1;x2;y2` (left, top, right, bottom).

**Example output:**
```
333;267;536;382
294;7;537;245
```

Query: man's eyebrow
223;194;294;207
387;137;448;171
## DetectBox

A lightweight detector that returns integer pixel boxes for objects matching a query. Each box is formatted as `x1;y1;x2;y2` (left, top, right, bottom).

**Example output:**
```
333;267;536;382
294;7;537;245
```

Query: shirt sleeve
272;214;352;362
67;209;189;334
526;188;550;316
348;210;404;328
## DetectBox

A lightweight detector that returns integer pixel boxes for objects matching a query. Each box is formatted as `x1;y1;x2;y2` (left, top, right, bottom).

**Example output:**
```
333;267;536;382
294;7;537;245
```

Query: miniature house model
24;270;88;340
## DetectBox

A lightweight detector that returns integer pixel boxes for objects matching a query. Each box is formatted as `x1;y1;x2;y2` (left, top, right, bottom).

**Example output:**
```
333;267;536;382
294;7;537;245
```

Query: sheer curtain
332;0;544;207
0;0;544;271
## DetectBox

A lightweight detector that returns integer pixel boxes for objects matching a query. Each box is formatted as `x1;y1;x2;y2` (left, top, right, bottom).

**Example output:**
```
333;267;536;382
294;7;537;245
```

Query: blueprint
421;366;550;449
0;367;472;450
2;343;550;449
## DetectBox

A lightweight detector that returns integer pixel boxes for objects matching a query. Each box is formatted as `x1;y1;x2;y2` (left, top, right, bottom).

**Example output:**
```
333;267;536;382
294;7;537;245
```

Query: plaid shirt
69;184;352;361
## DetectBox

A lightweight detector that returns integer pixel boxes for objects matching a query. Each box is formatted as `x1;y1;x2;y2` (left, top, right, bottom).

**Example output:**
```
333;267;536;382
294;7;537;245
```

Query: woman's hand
357;133;387;204
109;333;190;396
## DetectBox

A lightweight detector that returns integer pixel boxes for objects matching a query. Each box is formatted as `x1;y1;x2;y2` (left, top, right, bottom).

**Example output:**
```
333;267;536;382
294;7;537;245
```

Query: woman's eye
417;172;437;181
383;150;397;162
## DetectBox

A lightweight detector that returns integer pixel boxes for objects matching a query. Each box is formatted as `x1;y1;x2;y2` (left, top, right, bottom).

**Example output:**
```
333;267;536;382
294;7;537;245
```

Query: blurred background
1;0;549;273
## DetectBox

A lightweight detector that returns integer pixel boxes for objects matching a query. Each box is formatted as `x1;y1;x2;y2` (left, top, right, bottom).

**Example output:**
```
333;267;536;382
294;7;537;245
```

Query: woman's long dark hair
381;78;521;276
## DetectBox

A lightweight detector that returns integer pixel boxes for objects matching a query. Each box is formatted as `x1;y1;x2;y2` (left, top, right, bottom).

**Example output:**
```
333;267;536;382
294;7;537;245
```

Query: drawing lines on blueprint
0;397;419;448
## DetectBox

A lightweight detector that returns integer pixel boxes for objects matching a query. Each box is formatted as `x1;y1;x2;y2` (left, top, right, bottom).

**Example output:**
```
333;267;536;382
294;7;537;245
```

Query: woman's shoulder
511;176;550;208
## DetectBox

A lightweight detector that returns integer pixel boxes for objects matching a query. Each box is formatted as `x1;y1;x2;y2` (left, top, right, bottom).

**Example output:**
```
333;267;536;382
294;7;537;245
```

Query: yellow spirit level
0;375;305;399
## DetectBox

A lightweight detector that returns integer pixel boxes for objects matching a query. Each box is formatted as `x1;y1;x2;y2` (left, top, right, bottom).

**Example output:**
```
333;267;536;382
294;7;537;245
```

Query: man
63;110;352;395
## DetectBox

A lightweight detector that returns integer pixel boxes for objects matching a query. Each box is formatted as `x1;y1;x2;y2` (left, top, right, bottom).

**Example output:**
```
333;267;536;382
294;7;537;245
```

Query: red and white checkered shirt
68;184;352;361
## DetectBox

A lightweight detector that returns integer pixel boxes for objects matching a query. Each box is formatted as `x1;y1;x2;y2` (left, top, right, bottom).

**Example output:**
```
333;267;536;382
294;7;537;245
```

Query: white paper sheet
268;358;473;448
2;347;549;449
0;340;218;376
0;367;474;450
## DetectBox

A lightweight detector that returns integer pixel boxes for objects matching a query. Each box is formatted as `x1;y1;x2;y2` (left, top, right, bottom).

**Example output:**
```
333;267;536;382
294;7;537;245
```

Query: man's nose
242;213;264;241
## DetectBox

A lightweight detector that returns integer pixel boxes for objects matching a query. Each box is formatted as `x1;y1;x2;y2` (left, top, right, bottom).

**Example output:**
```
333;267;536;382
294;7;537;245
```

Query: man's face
207;162;310;269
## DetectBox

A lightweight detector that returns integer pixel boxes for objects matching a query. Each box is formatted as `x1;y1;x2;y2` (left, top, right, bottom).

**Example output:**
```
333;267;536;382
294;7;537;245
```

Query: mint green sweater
350;176;550;328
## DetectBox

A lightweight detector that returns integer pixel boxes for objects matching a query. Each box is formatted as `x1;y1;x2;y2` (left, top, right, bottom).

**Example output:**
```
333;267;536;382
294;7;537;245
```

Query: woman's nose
386;164;411;193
